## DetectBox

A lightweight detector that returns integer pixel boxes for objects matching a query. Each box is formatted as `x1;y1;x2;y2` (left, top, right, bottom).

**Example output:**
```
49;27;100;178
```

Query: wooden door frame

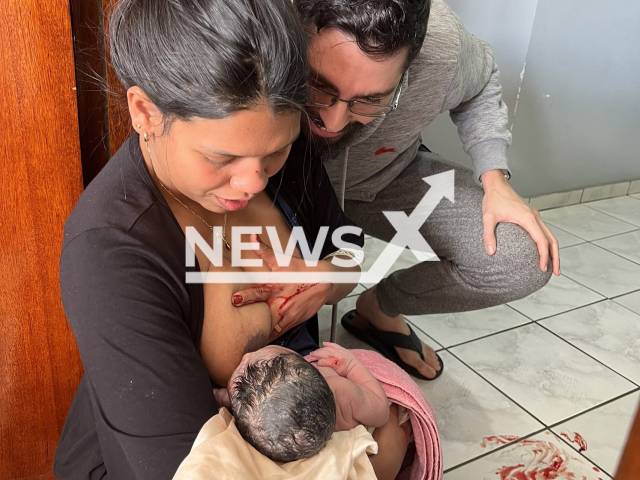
69;0;130;187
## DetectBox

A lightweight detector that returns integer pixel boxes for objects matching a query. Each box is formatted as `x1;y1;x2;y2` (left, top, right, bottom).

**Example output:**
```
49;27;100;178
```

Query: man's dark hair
230;353;336;463
109;0;308;123
295;0;431;67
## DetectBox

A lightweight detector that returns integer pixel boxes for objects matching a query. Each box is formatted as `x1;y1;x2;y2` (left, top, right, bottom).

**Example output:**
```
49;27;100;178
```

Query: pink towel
351;350;442;480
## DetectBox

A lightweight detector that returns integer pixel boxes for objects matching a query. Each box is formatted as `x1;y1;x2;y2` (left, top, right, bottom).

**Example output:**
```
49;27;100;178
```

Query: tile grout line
440;320;536;351
542;220;590;242
586;238;640;268
589;227;640;244
534;322;640;389
611;287;640;300
543;386;640;431
557;270;618;299
510;297;607;323
549;429;614;478
442;427;550;474
548;222;587;239
446;349;548;427
542;215;638;243
581;197;640;226
612;296;640;317
558;243;640;297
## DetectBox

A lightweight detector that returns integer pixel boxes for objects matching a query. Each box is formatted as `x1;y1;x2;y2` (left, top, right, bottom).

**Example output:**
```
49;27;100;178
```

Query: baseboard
527;179;640;211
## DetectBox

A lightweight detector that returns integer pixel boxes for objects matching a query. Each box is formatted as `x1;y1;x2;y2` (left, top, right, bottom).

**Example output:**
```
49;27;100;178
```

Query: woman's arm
60;229;217;480
200;266;272;386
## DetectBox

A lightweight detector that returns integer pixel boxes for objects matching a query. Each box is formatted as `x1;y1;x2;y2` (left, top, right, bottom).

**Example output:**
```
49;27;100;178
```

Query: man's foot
355;286;441;379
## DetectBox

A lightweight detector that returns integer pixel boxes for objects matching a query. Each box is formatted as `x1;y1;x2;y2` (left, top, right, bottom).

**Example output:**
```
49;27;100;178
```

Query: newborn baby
214;342;391;463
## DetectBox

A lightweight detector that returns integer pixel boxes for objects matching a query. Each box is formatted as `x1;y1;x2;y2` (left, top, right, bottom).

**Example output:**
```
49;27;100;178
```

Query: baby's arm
306;343;389;430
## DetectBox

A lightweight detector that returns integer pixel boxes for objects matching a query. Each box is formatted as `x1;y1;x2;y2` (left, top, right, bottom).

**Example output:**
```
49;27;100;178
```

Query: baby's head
228;345;336;462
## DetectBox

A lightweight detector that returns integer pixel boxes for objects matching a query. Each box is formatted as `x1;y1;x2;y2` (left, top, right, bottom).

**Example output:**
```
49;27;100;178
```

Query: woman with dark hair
53;0;364;478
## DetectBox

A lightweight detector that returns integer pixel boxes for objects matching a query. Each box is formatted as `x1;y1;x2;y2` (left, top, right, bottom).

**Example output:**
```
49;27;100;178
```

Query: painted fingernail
232;295;243;306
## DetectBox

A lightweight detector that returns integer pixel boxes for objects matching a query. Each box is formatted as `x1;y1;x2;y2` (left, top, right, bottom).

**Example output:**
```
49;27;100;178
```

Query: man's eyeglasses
306;72;406;118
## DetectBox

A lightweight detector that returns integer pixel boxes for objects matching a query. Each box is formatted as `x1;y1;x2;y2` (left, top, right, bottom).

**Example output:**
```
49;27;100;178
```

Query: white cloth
173;408;379;480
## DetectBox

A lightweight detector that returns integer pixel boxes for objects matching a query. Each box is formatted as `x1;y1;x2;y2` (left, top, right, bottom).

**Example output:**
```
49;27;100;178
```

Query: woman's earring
143;131;151;155
136;124;141;130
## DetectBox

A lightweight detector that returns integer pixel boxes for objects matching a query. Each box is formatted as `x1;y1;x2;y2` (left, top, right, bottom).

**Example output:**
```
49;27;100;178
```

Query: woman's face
153;105;301;213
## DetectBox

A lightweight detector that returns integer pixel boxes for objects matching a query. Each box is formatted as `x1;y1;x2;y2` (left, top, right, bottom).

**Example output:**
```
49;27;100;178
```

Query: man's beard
302;113;367;160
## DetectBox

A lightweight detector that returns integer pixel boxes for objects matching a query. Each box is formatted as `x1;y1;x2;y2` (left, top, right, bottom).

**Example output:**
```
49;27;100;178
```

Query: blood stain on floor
560;432;588;452
483;434;602;480
481;436;520;448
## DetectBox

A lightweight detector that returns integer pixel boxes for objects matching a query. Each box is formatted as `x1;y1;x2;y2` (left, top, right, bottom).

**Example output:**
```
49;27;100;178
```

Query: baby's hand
305;342;360;377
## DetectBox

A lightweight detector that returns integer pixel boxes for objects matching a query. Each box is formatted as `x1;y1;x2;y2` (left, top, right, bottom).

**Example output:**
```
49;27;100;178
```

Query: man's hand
305;342;361;377
231;234;333;341
481;169;560;276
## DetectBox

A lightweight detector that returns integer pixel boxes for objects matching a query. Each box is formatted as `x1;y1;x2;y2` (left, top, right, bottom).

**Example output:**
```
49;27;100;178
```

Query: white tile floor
319;193;640;479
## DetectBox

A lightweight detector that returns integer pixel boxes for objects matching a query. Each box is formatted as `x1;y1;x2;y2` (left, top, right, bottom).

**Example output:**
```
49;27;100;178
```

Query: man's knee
490;222;552;301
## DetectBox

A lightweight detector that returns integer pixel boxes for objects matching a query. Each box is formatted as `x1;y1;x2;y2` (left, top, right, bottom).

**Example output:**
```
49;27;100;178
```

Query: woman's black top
53;133;363;480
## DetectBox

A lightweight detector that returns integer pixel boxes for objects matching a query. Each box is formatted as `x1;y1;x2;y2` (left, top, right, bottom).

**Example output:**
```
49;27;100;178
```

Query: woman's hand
231;234;334;341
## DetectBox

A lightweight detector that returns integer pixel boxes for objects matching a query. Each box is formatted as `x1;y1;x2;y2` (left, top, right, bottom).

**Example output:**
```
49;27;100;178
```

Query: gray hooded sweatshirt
322;0;512;203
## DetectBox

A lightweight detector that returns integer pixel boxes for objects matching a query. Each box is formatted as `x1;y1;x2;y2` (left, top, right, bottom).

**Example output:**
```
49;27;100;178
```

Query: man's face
304;27;407;149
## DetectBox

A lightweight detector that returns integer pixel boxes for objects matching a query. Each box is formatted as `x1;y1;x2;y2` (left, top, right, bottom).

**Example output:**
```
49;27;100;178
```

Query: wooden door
615;402;640;479
0;1;85;478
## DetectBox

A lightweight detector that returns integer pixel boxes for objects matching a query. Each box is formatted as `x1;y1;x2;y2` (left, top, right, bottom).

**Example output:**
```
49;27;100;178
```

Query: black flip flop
341;310;444;381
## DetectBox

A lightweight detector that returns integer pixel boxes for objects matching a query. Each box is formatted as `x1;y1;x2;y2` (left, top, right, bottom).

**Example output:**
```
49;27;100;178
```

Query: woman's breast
199;261;273;386
197;192;302;385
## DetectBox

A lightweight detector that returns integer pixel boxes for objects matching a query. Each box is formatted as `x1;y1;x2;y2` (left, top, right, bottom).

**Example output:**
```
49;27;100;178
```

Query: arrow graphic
361;170;455;284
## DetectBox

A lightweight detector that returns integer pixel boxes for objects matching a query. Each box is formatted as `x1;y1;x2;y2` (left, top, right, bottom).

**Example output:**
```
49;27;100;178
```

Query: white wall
421;0;640;198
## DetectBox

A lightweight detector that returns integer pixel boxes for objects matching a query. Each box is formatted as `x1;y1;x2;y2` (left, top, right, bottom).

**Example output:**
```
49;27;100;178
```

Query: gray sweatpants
344;149;552;318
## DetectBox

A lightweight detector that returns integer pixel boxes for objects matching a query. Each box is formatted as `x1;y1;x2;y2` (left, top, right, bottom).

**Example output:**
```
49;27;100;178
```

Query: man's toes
415;362;437;379
422;344;441;372
398;349;437;379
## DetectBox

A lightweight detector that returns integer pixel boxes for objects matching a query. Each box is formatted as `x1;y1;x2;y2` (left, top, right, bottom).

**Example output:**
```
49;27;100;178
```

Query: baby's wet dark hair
230;352;336;463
